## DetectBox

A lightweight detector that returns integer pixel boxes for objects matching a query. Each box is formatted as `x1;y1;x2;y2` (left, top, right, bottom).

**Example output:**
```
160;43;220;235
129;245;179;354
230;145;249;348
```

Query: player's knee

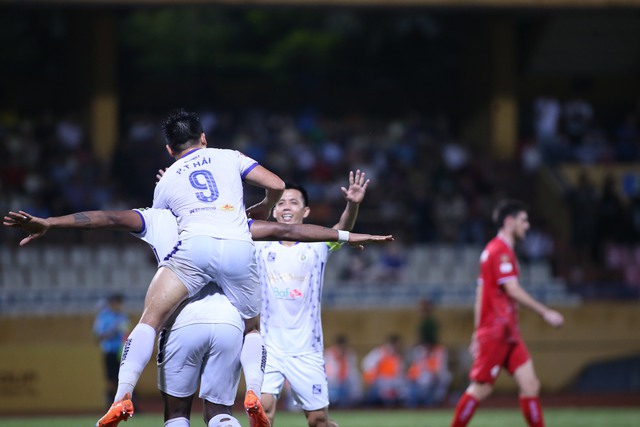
521;377;541;396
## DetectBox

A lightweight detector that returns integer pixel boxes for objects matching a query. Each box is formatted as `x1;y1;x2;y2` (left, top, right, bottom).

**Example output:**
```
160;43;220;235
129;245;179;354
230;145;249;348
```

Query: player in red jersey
450;199;564;427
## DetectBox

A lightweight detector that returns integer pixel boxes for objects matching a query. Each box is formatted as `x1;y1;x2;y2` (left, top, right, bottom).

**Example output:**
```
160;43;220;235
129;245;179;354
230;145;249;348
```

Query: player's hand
3;211;50;246
156;168;167;184
543;309;564;328
341;170;369;205
469;332;479;358
246;199;272;221
347;233;394;250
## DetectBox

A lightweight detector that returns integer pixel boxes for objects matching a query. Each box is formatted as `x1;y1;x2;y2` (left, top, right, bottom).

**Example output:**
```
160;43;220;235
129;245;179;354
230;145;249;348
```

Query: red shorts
469;335;530;384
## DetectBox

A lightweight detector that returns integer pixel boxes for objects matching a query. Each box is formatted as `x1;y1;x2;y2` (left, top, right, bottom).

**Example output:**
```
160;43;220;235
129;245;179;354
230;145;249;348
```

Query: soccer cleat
96;393;134;427
244;390;270;427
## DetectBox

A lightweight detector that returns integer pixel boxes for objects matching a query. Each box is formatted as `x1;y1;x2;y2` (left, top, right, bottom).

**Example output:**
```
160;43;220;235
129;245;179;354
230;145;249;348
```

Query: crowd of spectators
1;102;638;292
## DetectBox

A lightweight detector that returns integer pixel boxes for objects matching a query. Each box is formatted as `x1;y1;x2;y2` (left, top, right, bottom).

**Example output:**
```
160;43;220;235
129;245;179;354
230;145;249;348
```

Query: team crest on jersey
312;384;322;394
299;253;307;262
499;255;513;273
267;252;276;262
220;204;235;211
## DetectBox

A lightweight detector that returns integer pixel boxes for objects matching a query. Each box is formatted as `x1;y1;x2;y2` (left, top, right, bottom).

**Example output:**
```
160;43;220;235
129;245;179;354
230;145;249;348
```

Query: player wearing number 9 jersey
99;109;284;427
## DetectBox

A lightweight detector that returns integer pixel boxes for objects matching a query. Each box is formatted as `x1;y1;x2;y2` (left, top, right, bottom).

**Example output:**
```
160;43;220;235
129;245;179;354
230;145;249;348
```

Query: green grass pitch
1;408;639;427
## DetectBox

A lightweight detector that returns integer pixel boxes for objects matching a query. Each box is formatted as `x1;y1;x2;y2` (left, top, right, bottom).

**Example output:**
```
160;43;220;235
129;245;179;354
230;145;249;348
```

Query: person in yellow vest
406;337;452;407
361;334;406;407
324;335;362;408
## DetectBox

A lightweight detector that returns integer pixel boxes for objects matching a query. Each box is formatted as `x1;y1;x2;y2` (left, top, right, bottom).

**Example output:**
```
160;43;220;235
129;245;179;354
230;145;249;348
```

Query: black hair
492;199;528;228
161;109;204;152
284;182;309;206
108;293;124;303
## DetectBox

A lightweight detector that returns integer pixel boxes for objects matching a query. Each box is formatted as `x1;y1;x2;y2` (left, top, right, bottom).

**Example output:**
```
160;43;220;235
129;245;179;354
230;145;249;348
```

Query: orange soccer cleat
96;393;134;427
244;390;271;427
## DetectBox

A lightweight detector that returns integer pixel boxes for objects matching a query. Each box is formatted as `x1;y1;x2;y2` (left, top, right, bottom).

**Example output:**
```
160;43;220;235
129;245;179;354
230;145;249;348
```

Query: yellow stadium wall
0;302;639;414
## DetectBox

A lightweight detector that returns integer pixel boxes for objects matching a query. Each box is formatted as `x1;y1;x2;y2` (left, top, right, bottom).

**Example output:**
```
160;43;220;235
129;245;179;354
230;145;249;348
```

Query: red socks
450;392;479;427
520;396;545;427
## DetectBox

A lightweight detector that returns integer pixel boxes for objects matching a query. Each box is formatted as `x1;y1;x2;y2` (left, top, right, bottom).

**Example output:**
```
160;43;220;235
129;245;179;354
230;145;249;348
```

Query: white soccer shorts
262;350;330;411
157;323;243;405
159;236;261;319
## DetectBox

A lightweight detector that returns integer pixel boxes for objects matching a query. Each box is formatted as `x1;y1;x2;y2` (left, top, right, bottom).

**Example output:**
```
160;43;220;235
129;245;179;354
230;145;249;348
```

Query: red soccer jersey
476;235;521;341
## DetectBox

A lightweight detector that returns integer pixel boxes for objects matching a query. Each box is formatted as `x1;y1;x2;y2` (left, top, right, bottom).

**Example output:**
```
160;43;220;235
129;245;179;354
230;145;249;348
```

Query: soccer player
255;171;368;427
4;208;392;427
116;109;285;427
449;199;564;427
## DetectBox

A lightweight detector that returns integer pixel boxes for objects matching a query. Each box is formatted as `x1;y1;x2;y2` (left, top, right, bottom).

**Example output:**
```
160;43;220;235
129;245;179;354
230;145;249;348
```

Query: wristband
337;230;350;243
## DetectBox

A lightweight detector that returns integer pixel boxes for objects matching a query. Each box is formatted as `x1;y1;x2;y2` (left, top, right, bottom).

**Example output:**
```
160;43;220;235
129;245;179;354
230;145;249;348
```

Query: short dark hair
492;199;528;228
108;293;124;304
161;109;204;152
284;182;309;206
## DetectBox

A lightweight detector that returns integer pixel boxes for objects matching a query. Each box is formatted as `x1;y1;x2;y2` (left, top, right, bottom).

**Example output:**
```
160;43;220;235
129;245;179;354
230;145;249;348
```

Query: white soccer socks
165;417;190;427
241;331;266;397
209;414;241;427
114;323;156;402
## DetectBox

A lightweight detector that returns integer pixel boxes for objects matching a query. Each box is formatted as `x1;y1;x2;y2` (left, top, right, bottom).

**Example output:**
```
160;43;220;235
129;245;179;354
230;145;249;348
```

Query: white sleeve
235;150;259;180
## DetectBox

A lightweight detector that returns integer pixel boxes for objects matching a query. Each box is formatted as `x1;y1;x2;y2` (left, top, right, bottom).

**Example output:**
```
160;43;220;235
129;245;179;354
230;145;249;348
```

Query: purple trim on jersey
163;241;182;261
132;210;146;234
248;218;254;230
182;148;202;158
241;162;259;180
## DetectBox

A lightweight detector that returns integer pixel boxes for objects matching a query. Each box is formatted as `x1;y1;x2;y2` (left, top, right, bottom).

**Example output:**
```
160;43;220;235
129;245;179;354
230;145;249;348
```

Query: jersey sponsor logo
220;203;235;211
312;384;322;394
271;286;303;299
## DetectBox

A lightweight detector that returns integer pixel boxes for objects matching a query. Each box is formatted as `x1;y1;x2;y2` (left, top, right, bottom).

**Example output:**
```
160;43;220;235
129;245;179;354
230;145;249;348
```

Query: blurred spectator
521;222;555;263
406;339;452;407
533;94;567;163
339;251;371;284
566;172;598;267
371;242;407;284
324;335;362;408
594;174;625;264
562;93;594;146
362;334;406;407
614;112;639;162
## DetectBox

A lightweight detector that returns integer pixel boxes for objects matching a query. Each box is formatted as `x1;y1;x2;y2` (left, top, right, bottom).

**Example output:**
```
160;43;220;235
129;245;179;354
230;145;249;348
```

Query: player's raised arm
333;169;369;231
244;165;286;220
3;210;144;246
249;220;393;247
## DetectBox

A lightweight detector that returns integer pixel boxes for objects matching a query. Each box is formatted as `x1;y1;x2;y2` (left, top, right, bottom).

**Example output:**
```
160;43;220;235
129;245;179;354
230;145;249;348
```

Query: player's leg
261;350;287;426
450;335;512;427
162;392;193;427
511;342;544;427
285;352;333;427
242;318;267;399
113;267;189;401
304;408;338;427
97;267;190;427
214;240;269;425
158;323;213;427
